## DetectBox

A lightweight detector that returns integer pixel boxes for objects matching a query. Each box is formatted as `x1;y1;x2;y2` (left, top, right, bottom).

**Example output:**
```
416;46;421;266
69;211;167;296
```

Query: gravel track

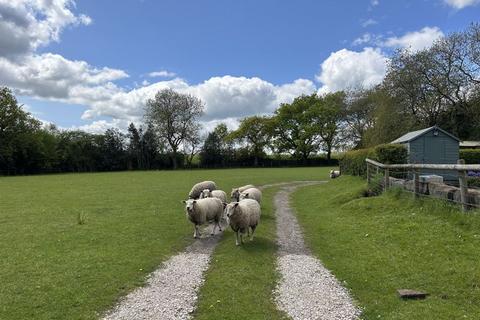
102;224;223;320
274;183;361;320
102;181;352;320
101;181;299;320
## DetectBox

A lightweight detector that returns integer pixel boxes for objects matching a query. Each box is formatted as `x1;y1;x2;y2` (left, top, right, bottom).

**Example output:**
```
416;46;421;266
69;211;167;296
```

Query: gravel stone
102;223;223;320
274;183;361;320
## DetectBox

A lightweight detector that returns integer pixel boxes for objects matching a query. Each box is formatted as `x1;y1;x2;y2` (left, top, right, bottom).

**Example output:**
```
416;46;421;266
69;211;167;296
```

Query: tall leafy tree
127;123;142;169
272;94;321;161
311;92;346;162
0;87;42;173
144;89;204;169
228;116;272;166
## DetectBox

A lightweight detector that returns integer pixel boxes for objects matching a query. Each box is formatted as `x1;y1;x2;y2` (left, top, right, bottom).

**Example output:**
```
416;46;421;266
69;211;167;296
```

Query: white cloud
0;53;128;101
0;0;92;58
148;70;177;78
444;0;480;9
68;119;133;134
361;19;378;28
352;33;377;46
317;47;388;94
371;0;379;6
76;75;316;123
201;117;240;133
384;26;444;51
0;0;318;133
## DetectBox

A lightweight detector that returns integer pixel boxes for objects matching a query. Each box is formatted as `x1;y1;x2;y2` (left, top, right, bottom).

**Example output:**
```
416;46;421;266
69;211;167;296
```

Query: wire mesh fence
365;159;480;211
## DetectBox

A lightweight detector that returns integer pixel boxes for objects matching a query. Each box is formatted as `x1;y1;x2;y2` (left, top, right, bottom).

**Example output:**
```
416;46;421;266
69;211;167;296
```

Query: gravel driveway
274;183;361;320
102;225;223;320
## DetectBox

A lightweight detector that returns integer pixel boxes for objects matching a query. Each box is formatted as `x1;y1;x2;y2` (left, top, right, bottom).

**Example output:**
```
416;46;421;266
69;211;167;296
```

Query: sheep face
200;189;211;199
239;192;249;201
230;189;240;201
183;199;196;215
225;202;240;218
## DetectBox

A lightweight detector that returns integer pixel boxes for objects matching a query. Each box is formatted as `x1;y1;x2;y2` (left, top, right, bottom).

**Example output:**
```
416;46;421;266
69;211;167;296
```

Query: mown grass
0;167;331;320
195;187;288;320
292;176;480;319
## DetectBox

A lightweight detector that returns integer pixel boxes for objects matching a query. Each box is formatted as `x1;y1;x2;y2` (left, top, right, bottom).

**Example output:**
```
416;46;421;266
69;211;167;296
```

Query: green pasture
293;176;480;319
0;167;330;320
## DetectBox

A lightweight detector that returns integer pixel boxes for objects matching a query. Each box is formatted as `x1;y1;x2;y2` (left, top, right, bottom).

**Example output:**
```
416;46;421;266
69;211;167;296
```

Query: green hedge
460;149;480;164
340;144;407;177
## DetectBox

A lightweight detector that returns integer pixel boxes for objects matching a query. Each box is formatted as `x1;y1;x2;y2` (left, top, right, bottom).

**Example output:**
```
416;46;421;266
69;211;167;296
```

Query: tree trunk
171;150;178;170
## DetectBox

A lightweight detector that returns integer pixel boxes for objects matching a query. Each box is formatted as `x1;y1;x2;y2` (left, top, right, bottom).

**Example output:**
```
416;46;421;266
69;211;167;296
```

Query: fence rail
365;158;480;212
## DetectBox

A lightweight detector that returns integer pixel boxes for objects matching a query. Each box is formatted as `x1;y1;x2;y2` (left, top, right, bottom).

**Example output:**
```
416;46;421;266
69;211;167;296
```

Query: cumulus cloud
148;70;177;78
444;0;480;9
0;0;315;132
383;26;444;51
0;53;128;101
0;0;92;58
361;19;378;28
68;119;133;134
78;76;315;123
352;33;380;46
317;48;387;94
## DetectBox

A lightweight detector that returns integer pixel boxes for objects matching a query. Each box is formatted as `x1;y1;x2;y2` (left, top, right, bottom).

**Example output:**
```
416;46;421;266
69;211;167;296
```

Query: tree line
1;24;479;175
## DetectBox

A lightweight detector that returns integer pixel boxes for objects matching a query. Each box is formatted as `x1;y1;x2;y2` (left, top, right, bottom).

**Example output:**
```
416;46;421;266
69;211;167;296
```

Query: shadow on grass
231;235;277;254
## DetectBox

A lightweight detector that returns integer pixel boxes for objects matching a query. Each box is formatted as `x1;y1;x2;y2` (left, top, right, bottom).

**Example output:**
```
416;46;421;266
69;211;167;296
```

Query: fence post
367;163;371;184
458;159;468;212
384;168;390;191
413;169;420;199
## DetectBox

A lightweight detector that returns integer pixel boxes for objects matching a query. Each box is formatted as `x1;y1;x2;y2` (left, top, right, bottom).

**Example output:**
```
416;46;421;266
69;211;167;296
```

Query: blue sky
1;0;479;132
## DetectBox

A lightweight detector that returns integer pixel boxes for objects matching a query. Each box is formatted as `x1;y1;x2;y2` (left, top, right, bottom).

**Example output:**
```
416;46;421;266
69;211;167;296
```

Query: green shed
391;126;459;180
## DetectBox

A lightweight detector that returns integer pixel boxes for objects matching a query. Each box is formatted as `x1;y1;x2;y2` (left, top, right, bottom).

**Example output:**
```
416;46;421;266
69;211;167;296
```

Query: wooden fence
365;158;480;211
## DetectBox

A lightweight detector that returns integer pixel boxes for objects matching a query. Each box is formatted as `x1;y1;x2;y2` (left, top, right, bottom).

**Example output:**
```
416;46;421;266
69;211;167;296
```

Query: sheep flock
183;180;262;246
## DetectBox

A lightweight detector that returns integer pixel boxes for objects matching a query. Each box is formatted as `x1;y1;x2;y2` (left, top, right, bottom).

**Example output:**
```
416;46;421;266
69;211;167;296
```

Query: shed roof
391;126;460;144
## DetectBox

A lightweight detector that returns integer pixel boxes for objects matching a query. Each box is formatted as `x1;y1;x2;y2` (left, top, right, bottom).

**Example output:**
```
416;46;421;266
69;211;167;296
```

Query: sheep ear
181;200;186;204
233;203;239;208
192;200;197;204
245;193;249;197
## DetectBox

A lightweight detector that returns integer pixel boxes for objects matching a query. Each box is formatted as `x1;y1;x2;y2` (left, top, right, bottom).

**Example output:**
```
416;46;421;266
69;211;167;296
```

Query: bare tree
144;89;204;169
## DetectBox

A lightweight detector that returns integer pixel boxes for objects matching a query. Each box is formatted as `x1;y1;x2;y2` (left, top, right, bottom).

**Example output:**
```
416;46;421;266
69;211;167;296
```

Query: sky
1;0;480;133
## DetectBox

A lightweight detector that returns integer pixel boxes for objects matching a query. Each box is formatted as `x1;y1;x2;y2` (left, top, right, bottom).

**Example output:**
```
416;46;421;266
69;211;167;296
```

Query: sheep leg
240;233;244;244
194;225;200;238
211;222;217;236
235;231;240;246
250;225;256;241
218;220;222;232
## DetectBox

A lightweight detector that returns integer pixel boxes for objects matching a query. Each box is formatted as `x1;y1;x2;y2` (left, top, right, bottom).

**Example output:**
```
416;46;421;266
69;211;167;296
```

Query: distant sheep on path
230;184;255;201
330;170;341;179
188;181;217;199
199;189;227;203
239;187;262;204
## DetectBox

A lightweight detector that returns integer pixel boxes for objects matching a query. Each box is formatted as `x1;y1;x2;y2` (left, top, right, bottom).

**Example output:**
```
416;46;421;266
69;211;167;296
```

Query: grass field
292;176;480;319
0;167;330;320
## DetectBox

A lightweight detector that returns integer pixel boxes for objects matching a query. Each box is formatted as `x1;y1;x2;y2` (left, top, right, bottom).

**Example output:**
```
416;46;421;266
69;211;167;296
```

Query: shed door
423;136;445;163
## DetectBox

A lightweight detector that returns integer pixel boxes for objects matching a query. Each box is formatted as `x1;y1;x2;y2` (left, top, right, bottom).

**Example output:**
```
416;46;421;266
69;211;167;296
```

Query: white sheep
224;199;261;246
188;180;217;199
239;187;262;204
182;197;223;238
199;189;227;203
330;170;341;179
230;184;255;201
